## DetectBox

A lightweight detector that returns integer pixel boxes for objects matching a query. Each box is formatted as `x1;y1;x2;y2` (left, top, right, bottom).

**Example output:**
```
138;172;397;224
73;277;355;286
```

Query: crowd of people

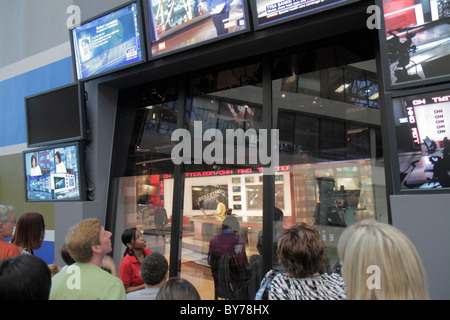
0;203;429;300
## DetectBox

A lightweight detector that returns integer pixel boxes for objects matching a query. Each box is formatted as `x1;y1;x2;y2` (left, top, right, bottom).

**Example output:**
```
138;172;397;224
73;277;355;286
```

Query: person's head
121;227;146;256
337;219;429;300
11;212;45;250
274;207;283;221
31;154;38;168
216;195;224;203
156;278;201;300
54;151;62;164
0;205;16;239
0;254;51;300
277;222;325;278
222;216;240;233
65;218;112;264
140;252;169;286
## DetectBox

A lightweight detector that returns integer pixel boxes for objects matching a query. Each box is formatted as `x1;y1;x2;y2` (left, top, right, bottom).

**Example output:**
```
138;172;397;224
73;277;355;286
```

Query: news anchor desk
190;214;264;250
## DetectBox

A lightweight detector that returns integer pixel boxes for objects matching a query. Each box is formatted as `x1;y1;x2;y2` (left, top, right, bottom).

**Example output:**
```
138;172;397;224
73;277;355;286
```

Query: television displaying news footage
146;0;249;58
71;2;144;80
382;0;450;86
253;0;348;28
393;89;450;190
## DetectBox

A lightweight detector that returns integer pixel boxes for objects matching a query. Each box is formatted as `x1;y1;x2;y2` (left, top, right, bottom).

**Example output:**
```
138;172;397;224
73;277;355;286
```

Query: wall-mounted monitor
25;82;86;148
250;0;358;30
23;142;86;202
70;1;146;81
390;86;450;191
144;0;251;59
191;185;228;210
378;0;450;89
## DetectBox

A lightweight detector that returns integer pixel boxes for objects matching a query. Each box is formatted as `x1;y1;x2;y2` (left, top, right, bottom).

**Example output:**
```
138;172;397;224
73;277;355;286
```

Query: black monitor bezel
24;81;87;148
23;141;87;202
69;0;148;82
143;0;252;60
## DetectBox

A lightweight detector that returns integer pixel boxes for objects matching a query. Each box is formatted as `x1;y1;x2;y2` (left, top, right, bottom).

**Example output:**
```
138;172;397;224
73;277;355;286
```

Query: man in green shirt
50;218;126;300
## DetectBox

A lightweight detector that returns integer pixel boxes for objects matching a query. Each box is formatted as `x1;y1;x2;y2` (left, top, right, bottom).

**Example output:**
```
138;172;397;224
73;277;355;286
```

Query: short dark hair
156;278;201;300
140;252;168;285
0;255;51;300
277;223;325;278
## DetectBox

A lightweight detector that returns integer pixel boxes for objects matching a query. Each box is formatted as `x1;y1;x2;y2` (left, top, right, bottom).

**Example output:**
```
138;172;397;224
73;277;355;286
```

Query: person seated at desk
214;195;227;221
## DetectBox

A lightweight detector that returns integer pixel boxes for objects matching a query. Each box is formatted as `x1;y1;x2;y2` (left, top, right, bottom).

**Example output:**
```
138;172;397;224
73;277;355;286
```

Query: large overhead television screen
24;142;85;202
144;0;250;58
381;0;450;88
393;88;450;190
251;0;357;29
70;1;146;81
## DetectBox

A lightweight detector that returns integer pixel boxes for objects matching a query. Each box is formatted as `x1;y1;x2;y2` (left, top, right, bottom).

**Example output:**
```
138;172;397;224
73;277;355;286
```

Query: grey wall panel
390;194;450;299
0;0;73;68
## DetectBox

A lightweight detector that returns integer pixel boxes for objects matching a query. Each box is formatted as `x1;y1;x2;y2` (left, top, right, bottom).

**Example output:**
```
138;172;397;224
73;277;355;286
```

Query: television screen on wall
25;82;86;148
144;0;251;59
379;0;450;88
250;0;358;29
70;1;146;81
392;87;450;191
23;142;86;202
191;185;228;210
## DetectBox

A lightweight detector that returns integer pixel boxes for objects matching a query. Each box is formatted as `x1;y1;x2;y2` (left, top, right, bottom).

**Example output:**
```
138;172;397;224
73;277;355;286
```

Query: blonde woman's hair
65;218;101;263
337;219;429;300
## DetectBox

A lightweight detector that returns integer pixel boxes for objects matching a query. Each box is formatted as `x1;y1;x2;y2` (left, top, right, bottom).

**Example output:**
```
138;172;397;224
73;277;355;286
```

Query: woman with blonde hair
337;219;429;300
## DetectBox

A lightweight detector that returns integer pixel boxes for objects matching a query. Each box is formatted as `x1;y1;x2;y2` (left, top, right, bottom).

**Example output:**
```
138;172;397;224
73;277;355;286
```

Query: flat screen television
70;1;146;81
25;82;86;148
378;0;450;89
144;0;251;59
23;142;86;201
391;86;450;191
250;0;358;30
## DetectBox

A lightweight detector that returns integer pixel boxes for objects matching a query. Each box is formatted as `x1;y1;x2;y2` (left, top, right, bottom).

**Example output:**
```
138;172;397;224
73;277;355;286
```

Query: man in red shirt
0;205;20;260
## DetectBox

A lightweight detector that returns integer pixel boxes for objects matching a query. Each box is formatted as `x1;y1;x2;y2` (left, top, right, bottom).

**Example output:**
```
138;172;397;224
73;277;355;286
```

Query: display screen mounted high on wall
380;0;450;88
251;0;357;29
23;142;86;202
144;0;250;58
70;1;146;81
392;87;450;190
25;83;86;148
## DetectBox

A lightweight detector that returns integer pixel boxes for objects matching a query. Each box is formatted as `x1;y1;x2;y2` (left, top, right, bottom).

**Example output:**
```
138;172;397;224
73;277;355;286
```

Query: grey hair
0;205;14;223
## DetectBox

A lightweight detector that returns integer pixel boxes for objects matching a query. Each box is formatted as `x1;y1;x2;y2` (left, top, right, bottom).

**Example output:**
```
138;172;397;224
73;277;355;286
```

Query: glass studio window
109;34;388;300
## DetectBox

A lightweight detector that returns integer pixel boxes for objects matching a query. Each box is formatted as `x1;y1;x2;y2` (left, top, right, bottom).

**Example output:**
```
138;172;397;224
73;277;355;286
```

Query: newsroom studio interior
1;0;449;300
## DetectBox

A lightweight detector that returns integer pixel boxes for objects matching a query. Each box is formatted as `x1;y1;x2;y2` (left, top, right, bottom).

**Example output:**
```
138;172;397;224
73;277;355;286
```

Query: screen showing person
24;143;84;201
71;2;145;80
54;151;67;174
30;154;42;177
393;88;450;189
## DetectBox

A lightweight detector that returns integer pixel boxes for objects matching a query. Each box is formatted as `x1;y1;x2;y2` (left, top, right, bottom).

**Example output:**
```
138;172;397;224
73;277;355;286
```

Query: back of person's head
65;218;101;263
141;252;168;286
277;222;325;278
222;216;240;232
337;219;429;300
156;278;201;300
0;255;51;300
11;212;45;249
